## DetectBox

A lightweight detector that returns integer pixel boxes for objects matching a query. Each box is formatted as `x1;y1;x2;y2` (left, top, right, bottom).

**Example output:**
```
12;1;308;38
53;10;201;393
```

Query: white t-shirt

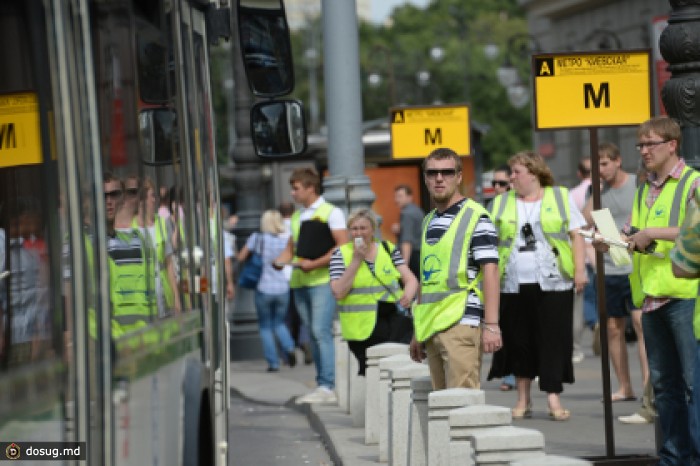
297;196;346;230
502;194;586;293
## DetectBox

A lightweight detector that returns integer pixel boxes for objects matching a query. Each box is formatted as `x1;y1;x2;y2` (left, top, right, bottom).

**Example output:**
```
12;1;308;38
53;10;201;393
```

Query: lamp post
496;33;542;109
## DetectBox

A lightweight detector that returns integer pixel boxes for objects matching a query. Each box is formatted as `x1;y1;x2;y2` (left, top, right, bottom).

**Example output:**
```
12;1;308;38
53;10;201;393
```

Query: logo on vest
422;254;442;283
654;205;666;218
383;265;393;275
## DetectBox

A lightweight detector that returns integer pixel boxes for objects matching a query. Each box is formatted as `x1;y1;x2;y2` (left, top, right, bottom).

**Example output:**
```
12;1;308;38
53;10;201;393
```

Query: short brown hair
290;167;321;194
422;147;463;172
598;142;621;161
394;184;413;196
638;117;681;147
508;151;555;187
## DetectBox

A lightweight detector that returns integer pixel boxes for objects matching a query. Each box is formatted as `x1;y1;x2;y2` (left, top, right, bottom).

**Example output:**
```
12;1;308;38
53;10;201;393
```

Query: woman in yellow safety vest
487;151;588;422
329;209;418;375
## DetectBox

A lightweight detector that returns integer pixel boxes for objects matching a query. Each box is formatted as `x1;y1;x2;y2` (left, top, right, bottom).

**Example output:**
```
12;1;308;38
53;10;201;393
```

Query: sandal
511;404;532;419
548;408;571;421
500;382;514;392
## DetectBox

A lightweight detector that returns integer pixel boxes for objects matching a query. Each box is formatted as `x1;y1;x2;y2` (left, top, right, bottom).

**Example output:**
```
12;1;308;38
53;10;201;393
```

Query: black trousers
347;301;413;376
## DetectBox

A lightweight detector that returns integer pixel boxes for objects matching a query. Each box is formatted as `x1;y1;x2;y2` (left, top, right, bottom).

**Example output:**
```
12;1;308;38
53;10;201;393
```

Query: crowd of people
229;116;700;465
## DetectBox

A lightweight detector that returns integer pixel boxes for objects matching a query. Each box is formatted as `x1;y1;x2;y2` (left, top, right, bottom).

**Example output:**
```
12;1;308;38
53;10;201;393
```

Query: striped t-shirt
424;198;498;324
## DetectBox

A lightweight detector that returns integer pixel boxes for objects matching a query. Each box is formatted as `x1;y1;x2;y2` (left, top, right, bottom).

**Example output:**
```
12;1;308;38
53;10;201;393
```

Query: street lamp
367;44;397;105
496;33;542;108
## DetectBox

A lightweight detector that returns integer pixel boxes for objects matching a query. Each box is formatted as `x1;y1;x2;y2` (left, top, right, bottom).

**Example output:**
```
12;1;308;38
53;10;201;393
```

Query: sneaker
295;386;338;405
572;350;585;364
618;413;652;424
301;343;313;365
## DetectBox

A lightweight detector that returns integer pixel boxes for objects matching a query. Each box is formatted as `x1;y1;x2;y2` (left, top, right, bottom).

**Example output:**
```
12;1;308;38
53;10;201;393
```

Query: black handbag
238;234;264;289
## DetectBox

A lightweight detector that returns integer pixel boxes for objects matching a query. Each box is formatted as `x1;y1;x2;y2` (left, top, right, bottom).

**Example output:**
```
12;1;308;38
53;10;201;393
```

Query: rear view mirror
237;0;294;97
139;109;178;166
250;100;306;158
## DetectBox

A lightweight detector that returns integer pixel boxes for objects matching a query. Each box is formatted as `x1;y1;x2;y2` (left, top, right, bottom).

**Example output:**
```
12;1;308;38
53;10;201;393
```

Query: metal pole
589;128;615;458
320;0;375;213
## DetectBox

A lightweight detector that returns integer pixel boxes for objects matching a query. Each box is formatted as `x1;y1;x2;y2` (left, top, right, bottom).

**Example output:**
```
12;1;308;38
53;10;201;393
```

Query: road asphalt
230;328;658;465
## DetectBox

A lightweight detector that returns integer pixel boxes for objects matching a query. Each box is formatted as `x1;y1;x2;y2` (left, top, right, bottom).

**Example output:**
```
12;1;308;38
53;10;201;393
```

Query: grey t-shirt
601;173;636;275
398;202;425;251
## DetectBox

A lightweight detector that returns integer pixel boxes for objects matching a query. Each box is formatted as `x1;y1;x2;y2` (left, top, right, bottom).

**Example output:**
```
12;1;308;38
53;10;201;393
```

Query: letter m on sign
584;83;610;109
425;128;442;145
0;123;16;150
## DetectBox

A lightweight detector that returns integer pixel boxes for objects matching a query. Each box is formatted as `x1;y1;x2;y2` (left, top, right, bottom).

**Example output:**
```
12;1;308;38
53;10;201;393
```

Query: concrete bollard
468;425;545;464
365;343;409;444
333;324;350;412
447;404;512;465
389;363;430;466
408;376;432;466
349;355;365;427
428;388;484;466
511;455;593;465
378;354;413;462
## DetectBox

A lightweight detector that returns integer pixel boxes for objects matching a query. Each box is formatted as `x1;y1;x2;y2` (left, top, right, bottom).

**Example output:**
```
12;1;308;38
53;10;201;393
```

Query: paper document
591;208;632;267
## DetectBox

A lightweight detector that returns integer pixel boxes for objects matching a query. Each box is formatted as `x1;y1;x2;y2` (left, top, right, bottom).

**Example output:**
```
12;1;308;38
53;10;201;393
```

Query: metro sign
390;104;470;159
533;50;652;130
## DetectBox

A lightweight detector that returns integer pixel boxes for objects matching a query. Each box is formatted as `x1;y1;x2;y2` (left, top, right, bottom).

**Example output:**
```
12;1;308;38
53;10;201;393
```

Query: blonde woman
329;209;418;375
488;151;587;421
237;210;296;372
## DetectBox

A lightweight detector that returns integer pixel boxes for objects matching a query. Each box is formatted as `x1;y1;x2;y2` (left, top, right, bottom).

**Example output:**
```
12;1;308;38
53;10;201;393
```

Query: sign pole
589;127;616;457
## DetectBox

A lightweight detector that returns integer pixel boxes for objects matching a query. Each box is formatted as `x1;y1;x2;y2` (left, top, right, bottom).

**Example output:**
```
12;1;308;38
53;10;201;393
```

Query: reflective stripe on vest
629;166;700;307
337;241;401;340
290;202;335;288
412;199;488;342
491;186;573;279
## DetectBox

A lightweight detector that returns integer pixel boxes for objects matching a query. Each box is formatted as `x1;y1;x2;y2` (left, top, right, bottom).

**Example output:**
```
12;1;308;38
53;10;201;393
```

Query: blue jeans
642;299;698;465
293;284;336;389
583;265;597;327
255;290;295;369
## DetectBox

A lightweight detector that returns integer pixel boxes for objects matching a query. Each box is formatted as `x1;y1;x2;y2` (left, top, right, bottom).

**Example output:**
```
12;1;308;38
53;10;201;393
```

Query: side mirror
250;100;307;158
139;109;178;166
237;0;294;97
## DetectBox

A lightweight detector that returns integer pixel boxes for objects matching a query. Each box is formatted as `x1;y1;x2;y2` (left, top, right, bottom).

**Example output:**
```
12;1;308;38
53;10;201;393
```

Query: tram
0;0;301;464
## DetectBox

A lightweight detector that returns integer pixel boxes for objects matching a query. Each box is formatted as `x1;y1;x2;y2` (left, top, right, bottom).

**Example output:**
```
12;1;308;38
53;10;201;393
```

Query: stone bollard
469;425;545;464
389;363;430;466
378;354;413;462
349;355;365;427
428;388;484;466
333;323;350;412
511;455;593;465
447;404;512;465
408;376;432;466
365;343;409;444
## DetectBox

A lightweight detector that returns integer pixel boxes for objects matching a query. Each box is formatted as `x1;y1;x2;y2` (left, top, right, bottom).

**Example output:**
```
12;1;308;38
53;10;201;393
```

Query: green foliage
287;0;533;169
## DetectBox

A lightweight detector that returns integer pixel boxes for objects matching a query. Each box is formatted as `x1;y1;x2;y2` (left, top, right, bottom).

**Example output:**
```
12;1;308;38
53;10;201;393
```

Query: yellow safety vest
490;186;574;280
412;199;488;342
290;202;335;288
629;166;700;307
337;241;401;341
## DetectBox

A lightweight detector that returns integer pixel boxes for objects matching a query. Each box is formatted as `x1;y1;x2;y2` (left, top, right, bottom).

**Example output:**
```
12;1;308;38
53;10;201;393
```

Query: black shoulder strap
381;240;392;256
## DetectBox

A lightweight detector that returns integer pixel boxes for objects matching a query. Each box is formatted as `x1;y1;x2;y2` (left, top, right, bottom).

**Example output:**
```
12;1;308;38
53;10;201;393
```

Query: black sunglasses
104;190;123;200
425;168;458;179
492;180;509;188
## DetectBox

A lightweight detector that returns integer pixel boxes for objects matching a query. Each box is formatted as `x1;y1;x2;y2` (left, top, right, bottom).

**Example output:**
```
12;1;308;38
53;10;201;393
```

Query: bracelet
482;325;501;335
482;321;499;325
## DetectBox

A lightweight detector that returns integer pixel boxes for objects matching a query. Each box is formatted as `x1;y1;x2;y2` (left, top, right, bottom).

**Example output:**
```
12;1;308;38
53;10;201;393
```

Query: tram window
237;0;294;97
139;109;178;165
250;99;306;157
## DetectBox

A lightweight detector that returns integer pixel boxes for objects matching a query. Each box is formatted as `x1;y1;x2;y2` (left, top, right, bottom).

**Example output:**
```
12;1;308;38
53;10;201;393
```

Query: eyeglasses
519;222;537;252
125;188;139;196
425;168;458;179
635;140;669;151
492;180;509;188
104;190;123;200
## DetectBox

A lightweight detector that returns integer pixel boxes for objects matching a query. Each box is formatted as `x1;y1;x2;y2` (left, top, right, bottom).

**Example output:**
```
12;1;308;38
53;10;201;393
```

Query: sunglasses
519;222;537;252
104;190;123;200
492;180;509;188
425;168;458;179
